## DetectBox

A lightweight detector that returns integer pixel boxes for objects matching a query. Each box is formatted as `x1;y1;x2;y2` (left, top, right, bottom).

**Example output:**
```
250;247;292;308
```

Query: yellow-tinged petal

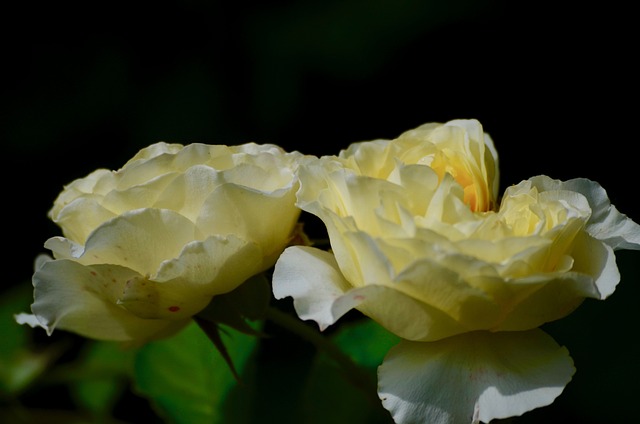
103;172;178;214
273;246;469;341
196;182;299;266
52;196;117;244
75;208;200;275
118;235;263;320
29;140;304;343
49;169;115;220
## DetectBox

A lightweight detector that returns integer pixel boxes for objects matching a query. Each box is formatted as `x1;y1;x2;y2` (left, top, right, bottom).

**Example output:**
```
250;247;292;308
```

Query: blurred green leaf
0;283;32;361
0;283;57;396
133;320;261;424
1;351;52;397
301;319;399;424
331;318;401;369
70;341;136;416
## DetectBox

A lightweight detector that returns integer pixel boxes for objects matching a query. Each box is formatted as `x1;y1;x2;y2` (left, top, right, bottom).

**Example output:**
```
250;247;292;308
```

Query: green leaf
70;340;136;416
331;318;401;370
133;320;261;424
301;318;399;424
194;318;241;382
0;283;58;396
0;283;32;358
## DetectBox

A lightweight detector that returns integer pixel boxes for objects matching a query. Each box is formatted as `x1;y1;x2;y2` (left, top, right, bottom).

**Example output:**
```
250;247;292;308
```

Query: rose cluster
18;120;640;423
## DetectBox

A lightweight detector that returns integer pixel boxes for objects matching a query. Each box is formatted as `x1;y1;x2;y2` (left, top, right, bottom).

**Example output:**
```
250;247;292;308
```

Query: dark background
4;0;637;287
2;1;637;422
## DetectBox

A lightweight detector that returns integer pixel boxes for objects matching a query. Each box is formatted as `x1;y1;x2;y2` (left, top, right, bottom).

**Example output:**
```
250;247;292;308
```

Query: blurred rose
18;142;304;343
272;119;640;423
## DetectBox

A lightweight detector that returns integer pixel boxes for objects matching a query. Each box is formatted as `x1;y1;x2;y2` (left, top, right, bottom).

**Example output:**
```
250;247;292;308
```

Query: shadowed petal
118;235;263;319
30;259;188;341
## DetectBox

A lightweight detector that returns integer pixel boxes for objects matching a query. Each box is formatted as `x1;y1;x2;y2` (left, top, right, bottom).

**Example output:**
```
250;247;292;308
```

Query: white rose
18;142;304;343
272;119;640;423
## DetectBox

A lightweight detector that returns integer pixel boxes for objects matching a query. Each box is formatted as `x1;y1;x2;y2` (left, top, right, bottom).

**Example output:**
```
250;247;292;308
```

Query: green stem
264;306;380;406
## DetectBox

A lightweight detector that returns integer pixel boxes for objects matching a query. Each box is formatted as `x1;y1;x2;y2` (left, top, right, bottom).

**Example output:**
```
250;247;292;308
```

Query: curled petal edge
272;246;470;341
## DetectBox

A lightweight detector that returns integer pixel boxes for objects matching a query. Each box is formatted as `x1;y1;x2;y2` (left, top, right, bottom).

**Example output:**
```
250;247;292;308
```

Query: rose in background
17;142;304;344
272;119;640;423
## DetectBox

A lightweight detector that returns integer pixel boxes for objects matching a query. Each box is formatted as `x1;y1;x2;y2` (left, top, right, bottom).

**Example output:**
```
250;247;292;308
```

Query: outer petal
49;169;115;219
118;234;264;320
272;246;469;340
529;175;640;250
493;272;598;331
378;330;575;424
272;246;352;330
72;208;200;275
568;230;620;299
52;195;117;244
15;313;42;328
30;258;188;341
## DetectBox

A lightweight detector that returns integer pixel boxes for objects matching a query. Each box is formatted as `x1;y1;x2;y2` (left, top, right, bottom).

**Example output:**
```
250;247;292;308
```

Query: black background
4;0;637;287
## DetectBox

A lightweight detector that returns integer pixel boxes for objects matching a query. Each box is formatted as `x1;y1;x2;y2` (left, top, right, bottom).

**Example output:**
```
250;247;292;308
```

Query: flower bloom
18;142;304;343
272;119;640;423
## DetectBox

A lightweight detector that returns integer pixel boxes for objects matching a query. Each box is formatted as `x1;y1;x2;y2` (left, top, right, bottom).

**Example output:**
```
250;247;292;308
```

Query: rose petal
272;246;469;340
197;182;299;264
14;313;43;328
118;235;263;319
154;234;263;287
494;272;598;331
568;231;620;299
529;176;640;250
52;195;117;244
272;246;352;330
378;330;575;424
31;259;187;341
43;237;84;260
75;208;200;275
152;165;222;221
102;172;178;214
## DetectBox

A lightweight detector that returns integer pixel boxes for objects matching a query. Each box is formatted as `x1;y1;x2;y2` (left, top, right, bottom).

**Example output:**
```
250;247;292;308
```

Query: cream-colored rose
273;119;640;341
272;119;640;424
19;142;304;342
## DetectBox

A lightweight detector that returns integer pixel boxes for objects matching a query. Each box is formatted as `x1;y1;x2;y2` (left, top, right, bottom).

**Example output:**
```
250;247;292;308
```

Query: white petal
14;313;43;328
43;237;84;259
272;246;469;340
378;330;574;424
529;176;640;250
571;231;620;299
31;258;188;341
272;246;352;330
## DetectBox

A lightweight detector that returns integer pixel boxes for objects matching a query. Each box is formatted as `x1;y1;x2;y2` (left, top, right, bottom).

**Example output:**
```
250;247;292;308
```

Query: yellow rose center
429;151;484;212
